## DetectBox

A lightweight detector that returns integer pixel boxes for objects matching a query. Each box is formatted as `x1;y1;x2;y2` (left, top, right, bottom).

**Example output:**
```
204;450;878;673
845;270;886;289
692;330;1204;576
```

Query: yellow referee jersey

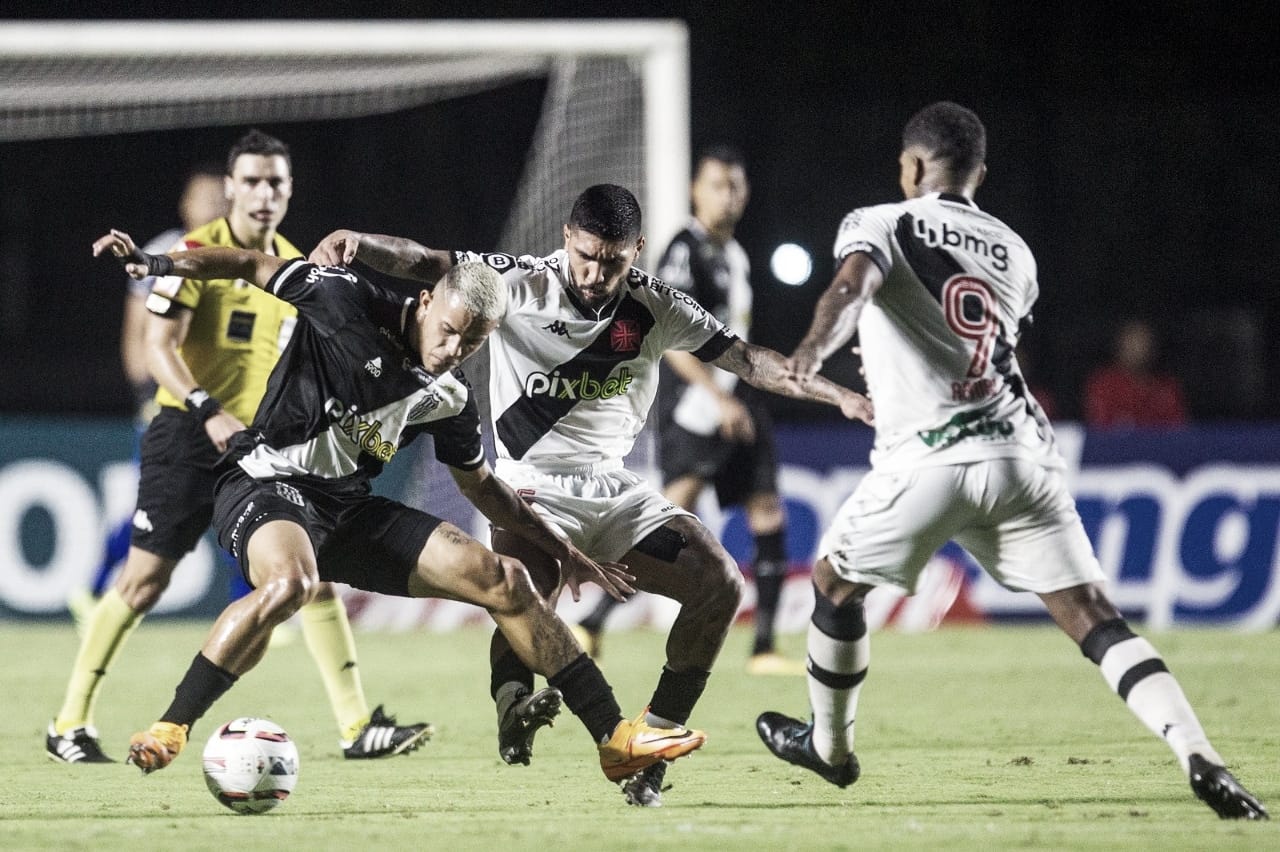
145;218;302;424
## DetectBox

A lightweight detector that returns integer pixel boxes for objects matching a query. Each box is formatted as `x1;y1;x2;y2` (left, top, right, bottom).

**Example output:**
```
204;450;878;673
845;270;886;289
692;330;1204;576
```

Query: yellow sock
300;594;369;741
55;588;143;734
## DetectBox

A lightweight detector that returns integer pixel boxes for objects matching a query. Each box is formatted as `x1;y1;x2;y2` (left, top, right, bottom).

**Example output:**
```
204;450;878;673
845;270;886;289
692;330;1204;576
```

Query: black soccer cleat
342;705;433;759
46;723;115;764
1188;754;1269;820
621;760;668;807
756;711;859;788
498;687;562;766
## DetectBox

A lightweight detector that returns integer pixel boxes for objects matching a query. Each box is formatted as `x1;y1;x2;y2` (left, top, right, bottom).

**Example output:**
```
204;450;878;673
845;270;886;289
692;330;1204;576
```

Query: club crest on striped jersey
610;319;641;352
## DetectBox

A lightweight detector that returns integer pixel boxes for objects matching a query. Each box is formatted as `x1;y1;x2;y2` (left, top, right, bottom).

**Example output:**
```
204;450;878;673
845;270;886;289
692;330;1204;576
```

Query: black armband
184;388;223;422
115;246;175;277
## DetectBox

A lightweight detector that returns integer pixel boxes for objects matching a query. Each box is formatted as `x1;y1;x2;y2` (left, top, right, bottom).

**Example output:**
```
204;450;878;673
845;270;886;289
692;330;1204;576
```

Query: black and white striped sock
1080;618;1221;772
807;587;870;765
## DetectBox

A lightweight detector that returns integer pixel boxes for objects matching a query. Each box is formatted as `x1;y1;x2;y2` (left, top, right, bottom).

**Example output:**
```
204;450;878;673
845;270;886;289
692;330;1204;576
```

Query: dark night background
1;2;1275;423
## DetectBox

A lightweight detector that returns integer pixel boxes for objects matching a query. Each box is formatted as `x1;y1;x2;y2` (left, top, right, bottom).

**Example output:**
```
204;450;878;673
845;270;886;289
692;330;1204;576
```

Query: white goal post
0;18;690;258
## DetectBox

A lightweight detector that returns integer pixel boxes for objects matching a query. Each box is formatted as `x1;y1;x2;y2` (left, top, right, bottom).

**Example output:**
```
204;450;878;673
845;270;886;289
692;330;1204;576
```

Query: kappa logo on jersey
524;367;634;401
610;319;641;352
543;320;570;338
911;216;1010;271
365;357;383;377
324;398;397;462
274;482;306;507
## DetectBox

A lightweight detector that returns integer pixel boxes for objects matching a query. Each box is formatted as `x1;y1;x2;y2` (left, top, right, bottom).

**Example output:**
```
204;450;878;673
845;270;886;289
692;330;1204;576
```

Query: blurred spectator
1084;319;1187;427
1016;342;1059;421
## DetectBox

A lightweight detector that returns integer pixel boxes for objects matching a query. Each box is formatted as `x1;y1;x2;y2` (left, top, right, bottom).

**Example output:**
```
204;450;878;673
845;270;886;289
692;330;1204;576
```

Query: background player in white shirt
311;184;872;806
756;101;1266;820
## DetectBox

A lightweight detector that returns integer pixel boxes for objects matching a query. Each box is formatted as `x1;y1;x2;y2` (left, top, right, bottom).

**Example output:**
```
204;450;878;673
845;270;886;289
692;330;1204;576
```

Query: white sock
1098;636;1221;772
806;623;869;765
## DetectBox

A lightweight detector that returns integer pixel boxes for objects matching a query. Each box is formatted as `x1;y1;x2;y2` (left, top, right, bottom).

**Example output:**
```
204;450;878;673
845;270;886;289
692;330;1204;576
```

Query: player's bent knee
251;573;316;623
114;551;180;611
482;555;541;618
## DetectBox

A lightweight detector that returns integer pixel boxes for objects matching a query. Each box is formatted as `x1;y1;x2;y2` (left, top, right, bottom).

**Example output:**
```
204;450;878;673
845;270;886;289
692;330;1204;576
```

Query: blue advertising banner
2;416;1277;628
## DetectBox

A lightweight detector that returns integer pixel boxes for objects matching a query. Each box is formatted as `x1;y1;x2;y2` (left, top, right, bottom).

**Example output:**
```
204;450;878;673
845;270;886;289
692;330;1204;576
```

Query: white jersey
455;249;738;468
835;191;1060;471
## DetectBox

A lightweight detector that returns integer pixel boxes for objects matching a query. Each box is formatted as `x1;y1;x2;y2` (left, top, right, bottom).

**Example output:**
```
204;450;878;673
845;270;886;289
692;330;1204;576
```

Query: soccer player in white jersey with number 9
756;101;1266;820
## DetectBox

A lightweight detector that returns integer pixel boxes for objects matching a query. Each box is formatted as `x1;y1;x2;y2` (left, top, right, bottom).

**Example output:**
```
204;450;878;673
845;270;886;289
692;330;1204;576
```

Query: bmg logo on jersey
524;367;634;401
913;217;1010;271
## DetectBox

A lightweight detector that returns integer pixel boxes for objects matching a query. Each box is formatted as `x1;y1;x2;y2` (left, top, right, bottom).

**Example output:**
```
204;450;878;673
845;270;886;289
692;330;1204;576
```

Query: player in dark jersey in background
575;145;804;676
309;184;872;806
48;131;428;766
756;101;1266;820
96;230;703;791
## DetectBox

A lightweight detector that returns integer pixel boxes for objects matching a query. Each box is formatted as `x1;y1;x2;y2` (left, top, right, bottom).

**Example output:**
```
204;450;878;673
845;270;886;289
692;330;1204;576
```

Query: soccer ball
201;717;299;814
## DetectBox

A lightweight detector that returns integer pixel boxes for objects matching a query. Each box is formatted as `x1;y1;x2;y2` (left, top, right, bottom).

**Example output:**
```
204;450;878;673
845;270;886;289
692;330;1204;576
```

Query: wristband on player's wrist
114;246;175;277
184;388;223;422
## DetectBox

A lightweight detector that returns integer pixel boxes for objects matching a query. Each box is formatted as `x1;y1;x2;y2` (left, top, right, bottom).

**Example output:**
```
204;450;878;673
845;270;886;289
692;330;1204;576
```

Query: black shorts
658;394;779;507
212;468;444;596
132;407;222;560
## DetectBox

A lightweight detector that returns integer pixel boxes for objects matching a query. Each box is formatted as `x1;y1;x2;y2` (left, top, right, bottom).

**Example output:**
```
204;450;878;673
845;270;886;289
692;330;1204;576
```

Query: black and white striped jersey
835;191;1059;471
226;260;484;492
454;249;738;468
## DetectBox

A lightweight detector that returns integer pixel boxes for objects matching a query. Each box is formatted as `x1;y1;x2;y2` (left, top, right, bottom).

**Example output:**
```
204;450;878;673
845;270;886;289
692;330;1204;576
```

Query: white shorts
820;457;1104;594
494;460;694;562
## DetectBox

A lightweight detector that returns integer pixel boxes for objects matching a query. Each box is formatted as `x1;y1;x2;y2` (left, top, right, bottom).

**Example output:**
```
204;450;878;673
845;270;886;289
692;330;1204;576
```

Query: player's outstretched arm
309;229;454;284
448;464;636;602
711;340;874;426
92;229;285;289
788;251;884;378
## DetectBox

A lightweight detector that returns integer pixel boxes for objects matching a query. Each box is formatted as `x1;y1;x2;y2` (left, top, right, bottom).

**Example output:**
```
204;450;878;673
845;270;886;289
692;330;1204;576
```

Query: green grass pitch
5;621;1278;850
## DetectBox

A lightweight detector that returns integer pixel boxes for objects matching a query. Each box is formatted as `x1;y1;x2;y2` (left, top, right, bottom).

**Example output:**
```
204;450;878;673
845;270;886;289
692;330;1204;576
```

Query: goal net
0;20;687;626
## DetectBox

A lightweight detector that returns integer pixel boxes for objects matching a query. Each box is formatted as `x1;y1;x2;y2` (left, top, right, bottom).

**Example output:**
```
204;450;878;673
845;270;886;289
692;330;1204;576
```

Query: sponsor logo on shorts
364;357;383;377
274;482;306;507
229;500;256;552
132;509;153;532
523;367;634;401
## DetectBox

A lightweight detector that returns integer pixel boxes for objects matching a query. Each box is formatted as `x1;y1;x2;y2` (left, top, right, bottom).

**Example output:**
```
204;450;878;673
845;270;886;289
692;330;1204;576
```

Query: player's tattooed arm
93;229;286;288
448;465;636;602
711;340;874;426
788;251;884;378
309;230;454;284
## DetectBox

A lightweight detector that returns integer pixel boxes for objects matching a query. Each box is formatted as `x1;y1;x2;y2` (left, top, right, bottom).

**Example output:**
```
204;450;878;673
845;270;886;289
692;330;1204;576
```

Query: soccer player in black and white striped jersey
310;185;873;806
93;229;710;791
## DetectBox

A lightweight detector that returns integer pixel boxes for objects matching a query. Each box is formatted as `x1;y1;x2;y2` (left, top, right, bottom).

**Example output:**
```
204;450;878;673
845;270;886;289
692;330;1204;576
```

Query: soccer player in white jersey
310;185;873;806
756;101;1266;820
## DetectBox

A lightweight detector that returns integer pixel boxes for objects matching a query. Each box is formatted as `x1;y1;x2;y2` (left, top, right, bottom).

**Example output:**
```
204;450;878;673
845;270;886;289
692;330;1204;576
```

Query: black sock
547;653;623;743
159;653;238;731
752;530;787;655
648;666;710;726
489;647;534;700
579;594;618;634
